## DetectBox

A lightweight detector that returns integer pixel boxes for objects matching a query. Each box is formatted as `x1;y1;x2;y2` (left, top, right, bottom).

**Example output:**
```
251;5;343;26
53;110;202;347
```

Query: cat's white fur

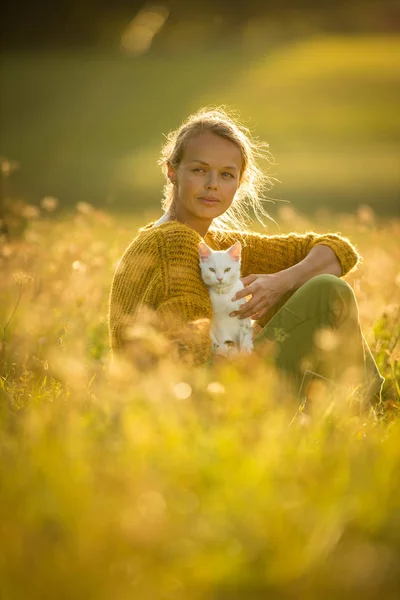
199;241;253;356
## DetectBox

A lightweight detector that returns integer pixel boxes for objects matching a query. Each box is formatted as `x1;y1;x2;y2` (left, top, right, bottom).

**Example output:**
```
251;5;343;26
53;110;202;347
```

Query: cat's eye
209;268;216;273
224;268;231;272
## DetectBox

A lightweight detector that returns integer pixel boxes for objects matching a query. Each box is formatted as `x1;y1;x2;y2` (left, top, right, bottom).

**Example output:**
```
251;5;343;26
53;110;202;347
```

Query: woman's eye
224;268;231;272
193;168;205;173
209;268;216;273
222;172;234;178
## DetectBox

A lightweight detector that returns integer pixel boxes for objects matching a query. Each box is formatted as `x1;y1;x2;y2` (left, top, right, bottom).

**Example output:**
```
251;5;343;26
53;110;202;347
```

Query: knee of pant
308;274;357;325
308;274;352;294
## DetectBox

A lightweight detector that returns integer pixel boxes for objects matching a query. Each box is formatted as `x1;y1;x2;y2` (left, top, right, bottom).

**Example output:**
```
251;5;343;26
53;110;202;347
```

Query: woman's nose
206;172;218;189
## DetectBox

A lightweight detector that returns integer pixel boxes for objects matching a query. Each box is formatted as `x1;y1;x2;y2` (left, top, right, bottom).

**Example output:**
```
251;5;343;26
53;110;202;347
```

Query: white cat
199;241;253;356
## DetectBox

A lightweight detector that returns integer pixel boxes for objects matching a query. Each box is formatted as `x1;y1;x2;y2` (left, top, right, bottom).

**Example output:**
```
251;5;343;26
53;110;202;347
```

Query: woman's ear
167;162;177;184
227;241;241;261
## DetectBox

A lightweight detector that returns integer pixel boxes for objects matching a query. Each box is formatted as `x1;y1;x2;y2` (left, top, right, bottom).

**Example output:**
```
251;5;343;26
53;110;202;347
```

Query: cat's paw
225;342;239;357
213;342;238;359
240;341;254;354
214;345;229;357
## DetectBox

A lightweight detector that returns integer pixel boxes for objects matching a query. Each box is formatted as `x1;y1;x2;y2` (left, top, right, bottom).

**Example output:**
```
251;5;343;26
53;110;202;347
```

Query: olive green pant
254;274;385;403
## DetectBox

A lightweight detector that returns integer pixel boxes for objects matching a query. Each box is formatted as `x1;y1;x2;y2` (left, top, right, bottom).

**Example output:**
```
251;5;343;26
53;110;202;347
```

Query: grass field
1;35;399;214
1;204;400;598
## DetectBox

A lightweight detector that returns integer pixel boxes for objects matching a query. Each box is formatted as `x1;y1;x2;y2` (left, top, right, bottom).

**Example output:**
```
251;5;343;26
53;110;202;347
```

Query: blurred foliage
0;206;400;598
1;32;399;216
1;0;399;49
1;5;399;592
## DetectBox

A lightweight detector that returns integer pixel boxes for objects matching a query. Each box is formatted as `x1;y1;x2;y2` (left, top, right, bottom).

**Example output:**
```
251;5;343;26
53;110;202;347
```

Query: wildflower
72;260;87;273
0;158;19;176
13;271;33;286
21;204;40;219
357;204;375;225
76;202;94;215
40;196;59;212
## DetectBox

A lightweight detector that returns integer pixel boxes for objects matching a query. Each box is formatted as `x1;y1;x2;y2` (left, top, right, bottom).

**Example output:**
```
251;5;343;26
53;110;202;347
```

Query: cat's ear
199;242;212;261
227;241;241;262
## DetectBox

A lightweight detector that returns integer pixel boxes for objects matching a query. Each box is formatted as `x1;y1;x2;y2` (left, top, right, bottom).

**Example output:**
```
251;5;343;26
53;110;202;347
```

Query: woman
108;107;384;404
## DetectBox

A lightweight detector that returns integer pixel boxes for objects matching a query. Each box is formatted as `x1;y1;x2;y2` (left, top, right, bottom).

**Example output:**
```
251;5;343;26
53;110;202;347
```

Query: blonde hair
158;106;276;237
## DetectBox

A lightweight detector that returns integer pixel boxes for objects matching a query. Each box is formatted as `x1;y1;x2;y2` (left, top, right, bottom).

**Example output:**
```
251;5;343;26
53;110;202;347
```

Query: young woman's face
169;132;243;227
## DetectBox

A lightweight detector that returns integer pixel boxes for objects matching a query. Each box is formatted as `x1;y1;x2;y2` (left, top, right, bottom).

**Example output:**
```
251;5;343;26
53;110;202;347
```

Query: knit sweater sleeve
109;224;213;365
154;226;213;365
235;230;361;277
108;232;162;355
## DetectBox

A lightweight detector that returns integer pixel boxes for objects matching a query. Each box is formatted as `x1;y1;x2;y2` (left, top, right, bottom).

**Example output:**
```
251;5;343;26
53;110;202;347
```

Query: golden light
314;328;339;351
207;381;226;395
40;196;59;212
120;5;169;56
173;382;192;400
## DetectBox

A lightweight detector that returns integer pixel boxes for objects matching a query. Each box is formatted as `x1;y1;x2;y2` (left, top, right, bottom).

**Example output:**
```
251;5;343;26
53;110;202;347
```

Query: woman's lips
198;196;219;205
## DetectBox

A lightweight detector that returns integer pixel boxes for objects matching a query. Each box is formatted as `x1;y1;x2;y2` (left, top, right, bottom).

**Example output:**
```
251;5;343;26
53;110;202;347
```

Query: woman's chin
196;203;223;218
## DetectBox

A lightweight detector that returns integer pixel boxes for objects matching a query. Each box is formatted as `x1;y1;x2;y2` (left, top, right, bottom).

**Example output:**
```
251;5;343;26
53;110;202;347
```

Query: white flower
40;196;59;212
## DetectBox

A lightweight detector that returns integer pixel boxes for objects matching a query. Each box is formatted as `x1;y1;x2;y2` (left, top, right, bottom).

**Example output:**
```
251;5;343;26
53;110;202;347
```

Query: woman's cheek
226;181;239;198
188;174;200;187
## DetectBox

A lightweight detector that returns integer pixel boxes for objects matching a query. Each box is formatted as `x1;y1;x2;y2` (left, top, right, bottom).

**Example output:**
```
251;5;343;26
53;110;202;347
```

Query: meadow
1;201;400;599
1;24;399;599
1;34;399;214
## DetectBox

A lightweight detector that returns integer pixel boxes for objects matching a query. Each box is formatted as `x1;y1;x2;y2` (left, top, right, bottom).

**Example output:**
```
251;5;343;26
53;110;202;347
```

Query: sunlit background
1;4;400;599
1;0;399;221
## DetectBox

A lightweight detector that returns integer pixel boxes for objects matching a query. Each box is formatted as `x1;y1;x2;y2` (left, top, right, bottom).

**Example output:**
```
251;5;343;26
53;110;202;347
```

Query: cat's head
198;241;241;287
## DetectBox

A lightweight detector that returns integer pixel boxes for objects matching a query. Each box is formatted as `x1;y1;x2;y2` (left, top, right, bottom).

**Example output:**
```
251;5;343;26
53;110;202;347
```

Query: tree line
1;0;398;50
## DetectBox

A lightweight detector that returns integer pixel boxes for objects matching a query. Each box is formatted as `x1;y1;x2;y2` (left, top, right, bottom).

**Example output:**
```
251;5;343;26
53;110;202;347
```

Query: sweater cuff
313;238;360;276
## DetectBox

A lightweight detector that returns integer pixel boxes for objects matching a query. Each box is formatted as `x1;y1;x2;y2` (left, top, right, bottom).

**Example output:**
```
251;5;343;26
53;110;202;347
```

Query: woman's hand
230;272;293;320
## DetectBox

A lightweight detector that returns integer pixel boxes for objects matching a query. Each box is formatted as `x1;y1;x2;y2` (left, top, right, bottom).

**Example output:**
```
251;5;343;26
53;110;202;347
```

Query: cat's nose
217;277;223;282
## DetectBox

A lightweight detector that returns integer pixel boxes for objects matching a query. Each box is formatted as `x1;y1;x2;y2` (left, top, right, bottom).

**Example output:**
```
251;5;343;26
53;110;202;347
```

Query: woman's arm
232;244;342;320
109;224;214;366
238;230;361;278
272;244;342;292
229;230;361;321
108;238;161;355
154;225;214;364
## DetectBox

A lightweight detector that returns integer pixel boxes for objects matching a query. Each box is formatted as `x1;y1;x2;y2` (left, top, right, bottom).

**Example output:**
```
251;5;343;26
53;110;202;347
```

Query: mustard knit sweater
108;221;360;365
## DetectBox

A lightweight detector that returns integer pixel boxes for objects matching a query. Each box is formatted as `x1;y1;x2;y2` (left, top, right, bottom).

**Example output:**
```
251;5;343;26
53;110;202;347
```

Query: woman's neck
154;206;212;237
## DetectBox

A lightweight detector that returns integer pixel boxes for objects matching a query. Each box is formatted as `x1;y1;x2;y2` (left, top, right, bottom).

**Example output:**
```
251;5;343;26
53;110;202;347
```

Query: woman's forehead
182;132;242;169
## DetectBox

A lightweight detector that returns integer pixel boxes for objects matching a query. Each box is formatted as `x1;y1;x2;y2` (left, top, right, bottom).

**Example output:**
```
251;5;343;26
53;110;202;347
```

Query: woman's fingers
233;284;254;302
241;274;258;286
230;295;259;317
233;274;258;301
237;299;266;319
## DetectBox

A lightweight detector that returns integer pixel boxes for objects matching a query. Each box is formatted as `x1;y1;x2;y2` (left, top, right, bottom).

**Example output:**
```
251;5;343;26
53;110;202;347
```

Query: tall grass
1;204;399;599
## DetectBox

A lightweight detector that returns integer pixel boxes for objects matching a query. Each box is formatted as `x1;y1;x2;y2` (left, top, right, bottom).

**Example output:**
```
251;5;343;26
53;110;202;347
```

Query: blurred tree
1;0;398;50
